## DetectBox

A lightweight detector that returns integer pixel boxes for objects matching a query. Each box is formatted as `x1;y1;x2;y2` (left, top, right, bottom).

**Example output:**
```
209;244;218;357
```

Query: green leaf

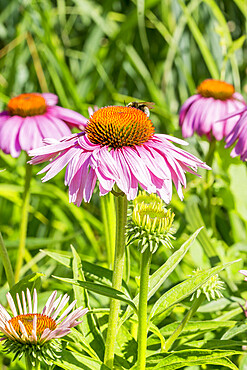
71;246;105;361
41;249;71;268
221;321;247;340
149;260;239;324
228;35;246;54
184;196;216;261
148;320;236;346
42;249;130;295
182;339;247;349
53;349;110;370
66;330;99;360
52;276;137;312
146;349;242;369
9;272;43;301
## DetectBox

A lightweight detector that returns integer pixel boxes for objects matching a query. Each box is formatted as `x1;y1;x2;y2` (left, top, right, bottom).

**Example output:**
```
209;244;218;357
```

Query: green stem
104;191;128;369
163;294;204;352
137;248;152;370
15;156;32;282
25;354;33;370
0;233;15;288
205;138;216;171
100;192;116;269
25;355;41;370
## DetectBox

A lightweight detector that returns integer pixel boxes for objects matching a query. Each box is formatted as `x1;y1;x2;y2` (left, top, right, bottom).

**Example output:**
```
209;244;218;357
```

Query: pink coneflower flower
0;288;88;364
28;105;209;205
179;79;246;141
0;93;88;158
225;107;247;161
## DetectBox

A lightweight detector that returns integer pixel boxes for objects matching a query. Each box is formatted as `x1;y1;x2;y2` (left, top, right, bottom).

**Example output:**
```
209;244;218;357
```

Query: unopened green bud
190;268;225;301
127;191;175;253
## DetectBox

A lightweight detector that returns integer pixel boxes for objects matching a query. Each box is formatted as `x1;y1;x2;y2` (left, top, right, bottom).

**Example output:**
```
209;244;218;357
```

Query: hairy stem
104;191;128;369
137;248;152;370
164;294;204;352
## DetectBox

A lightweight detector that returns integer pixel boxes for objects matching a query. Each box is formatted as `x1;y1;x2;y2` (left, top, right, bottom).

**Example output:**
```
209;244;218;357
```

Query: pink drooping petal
0;116;23;157
179;94;200;125
6;293;18;317
42;291;57;315
0;305;11;321
49;106;88;129
51;295;70;321
0;112;10;129
44;113;72;137
29;134;78;160
42;93;58;106
26;288;32;313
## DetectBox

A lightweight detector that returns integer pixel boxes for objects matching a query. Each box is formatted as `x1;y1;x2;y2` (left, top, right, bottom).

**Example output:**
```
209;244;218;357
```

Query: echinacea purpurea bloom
179;79;246;141
29;105;210;205
224;107;247;161
0;288;88;363
0;93;88;157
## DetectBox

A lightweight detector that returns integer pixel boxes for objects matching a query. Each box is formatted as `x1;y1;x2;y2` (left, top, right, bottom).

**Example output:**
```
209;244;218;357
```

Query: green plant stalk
205;138;216;172
15;157;32;282
163;294;204;352
0;232;15;288
100;192;116;269
137;248;152;370
25;355;41;370
104;192;128;369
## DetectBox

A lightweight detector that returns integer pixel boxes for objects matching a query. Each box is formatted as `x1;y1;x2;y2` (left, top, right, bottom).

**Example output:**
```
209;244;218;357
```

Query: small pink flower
0;288;88;345
29;105;210;205
239;270;247;282
225;107;247;161
0;93;88;157
179;79;246;141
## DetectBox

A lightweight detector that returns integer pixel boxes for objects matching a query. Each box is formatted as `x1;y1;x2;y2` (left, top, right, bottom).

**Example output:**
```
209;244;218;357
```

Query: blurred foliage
0;0;247;369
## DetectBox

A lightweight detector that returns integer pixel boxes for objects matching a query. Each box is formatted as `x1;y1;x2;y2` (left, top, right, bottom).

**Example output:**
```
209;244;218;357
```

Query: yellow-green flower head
190;268;225;301
127;191;175;253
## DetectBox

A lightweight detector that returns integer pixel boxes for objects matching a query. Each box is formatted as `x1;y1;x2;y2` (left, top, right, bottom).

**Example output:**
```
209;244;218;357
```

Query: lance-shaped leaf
52;276;137;312
146;349;241;369
150;260;239;324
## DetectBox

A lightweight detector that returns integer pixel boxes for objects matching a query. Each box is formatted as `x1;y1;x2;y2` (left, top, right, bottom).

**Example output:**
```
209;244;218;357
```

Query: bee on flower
29;104;210;205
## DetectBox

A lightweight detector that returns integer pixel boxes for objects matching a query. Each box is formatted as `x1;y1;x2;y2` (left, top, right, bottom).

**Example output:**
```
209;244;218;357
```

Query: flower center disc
197;79;235;100
7;93;47;117
8;314;56;337
86;106;155;148
138;205;166;222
